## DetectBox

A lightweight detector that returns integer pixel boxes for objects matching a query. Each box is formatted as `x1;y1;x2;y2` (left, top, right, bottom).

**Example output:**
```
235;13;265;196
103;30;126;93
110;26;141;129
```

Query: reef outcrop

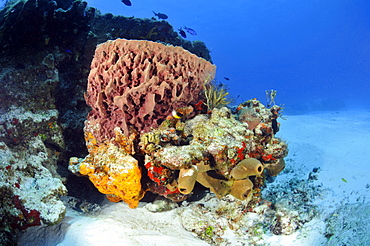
0;0;213;244
0;108;67;241
69;38;216;207
0;2;288;244
69;38;288;208
140;102;287;202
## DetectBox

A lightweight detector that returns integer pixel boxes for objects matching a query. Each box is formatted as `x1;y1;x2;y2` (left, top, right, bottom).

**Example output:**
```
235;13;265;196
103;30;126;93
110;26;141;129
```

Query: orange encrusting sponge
75;142;145;209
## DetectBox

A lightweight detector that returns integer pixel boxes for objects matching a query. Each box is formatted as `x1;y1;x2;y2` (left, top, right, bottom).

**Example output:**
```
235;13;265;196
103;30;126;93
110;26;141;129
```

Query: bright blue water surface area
86;0;370;114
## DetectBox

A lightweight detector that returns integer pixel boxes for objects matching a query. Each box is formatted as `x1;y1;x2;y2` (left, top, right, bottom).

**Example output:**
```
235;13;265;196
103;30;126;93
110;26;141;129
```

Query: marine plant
203;75;231;111
205;225;214;237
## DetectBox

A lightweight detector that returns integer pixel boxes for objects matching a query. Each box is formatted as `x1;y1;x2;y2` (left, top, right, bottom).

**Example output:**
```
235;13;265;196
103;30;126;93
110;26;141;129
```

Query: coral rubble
325;202;370;246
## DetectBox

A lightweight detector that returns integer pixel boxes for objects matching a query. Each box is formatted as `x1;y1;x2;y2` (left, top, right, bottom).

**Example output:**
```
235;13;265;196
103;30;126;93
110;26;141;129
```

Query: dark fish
121;0;132;6
178;28;186;38
272;119;279;134
184;26;197;35
153;11;168;19
224;77;230;81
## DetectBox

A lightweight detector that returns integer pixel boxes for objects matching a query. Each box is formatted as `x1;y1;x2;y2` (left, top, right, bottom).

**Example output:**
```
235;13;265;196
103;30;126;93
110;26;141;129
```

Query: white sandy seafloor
18;109;370;246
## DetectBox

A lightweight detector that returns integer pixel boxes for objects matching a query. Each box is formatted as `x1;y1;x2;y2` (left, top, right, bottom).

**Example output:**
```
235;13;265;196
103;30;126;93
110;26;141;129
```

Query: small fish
271;119;279;134
236;104;243;112
184;26;197;35
178;28;186;38
153;11;168;19
171;110;183;119
121;0;132;6
224;77;230;81
168;106;194;120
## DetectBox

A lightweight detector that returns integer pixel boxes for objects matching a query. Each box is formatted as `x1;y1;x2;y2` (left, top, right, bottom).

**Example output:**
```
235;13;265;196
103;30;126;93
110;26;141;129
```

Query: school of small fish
120;1;198;39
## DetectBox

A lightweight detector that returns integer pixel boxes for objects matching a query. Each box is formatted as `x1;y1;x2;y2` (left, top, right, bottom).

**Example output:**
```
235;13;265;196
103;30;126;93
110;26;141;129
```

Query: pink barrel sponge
86;38;216;142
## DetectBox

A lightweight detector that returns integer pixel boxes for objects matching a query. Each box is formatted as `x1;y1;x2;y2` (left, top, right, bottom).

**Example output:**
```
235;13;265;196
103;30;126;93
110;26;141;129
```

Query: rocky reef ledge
0;0;211;244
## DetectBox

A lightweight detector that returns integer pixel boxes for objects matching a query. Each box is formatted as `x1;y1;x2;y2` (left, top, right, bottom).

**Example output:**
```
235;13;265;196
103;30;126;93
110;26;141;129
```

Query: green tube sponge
230;158;264;180
229;178;253;200
178;166;199;194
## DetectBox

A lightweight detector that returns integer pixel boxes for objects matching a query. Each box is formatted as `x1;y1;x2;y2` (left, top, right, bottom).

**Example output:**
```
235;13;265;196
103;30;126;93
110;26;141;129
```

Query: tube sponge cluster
141;105;287;203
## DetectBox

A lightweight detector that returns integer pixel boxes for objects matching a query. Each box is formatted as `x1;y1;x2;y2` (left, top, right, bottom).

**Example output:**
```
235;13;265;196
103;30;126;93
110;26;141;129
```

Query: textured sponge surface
86;39;216;140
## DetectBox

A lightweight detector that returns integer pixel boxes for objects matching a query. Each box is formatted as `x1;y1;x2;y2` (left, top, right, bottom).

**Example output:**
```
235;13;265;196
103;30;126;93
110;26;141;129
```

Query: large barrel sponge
86;38;216;141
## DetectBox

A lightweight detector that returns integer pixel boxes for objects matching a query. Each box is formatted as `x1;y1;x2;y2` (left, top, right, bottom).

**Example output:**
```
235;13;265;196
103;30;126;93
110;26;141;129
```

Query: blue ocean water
86;0;370;114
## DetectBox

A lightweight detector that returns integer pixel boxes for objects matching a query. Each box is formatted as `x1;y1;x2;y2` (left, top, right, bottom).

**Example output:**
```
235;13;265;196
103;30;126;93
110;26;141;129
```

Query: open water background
87;0;370;114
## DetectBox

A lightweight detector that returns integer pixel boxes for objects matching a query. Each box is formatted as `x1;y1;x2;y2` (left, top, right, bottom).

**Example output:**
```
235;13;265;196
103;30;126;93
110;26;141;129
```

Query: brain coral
86;38;216;142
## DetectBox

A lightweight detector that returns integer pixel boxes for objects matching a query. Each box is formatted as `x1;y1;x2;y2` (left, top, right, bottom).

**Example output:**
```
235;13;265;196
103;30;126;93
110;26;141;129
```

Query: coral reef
141;102;287;202
0;0;292;245
0;0;213;156
69;38;216;207
70;38;287;208
0;108;67;243
0;0;214;243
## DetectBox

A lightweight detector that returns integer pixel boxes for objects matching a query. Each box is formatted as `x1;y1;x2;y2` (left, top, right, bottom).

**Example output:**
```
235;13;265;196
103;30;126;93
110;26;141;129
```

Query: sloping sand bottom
18;110;370;246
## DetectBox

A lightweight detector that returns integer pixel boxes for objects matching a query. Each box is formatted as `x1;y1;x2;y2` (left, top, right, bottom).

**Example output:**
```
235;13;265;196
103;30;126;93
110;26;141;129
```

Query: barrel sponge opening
230;158;264;180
